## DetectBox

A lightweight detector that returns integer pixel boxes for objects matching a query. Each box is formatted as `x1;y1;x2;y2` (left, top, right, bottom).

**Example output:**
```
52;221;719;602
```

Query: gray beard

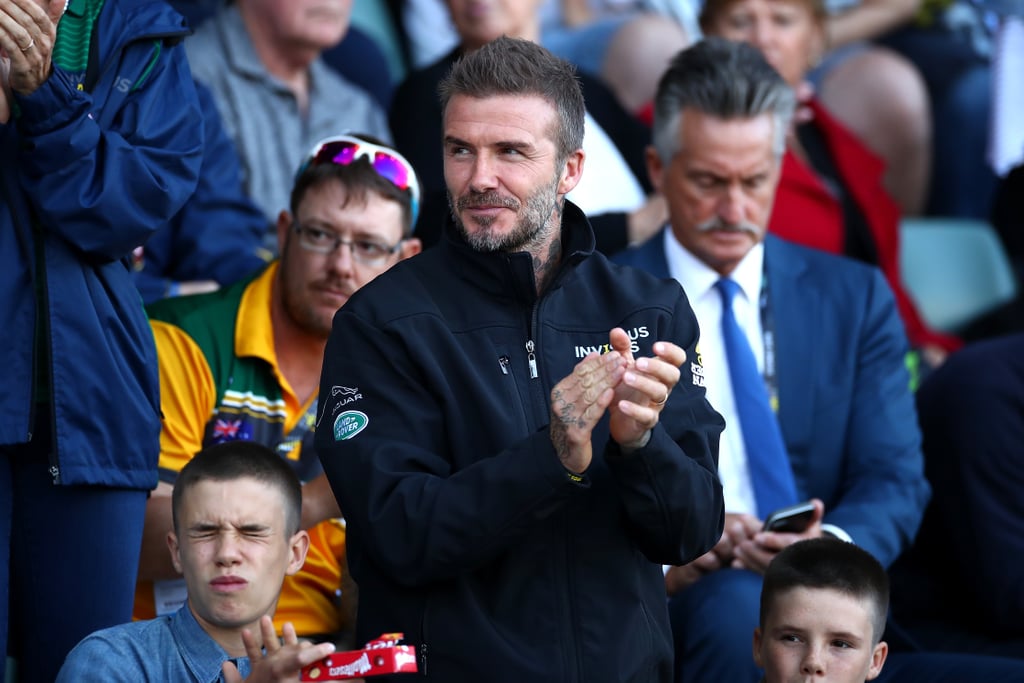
450;180;562;254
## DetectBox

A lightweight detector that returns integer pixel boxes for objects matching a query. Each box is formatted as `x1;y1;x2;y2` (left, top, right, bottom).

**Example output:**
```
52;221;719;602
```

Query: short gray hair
438;36;585;164
651;38;796;163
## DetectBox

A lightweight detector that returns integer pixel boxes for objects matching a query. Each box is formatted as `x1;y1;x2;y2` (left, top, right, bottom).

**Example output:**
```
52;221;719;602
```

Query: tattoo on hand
550;389;575;462
552;388;582;427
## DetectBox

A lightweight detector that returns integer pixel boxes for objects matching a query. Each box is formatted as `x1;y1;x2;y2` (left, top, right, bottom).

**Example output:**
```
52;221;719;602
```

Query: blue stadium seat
900;217;1019;333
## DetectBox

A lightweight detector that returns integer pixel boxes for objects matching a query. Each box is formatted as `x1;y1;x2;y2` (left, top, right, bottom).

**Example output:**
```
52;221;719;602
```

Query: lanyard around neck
759;271;779;414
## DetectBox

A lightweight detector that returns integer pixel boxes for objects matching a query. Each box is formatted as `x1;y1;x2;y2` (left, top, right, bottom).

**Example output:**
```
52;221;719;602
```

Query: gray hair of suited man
650;37;796;164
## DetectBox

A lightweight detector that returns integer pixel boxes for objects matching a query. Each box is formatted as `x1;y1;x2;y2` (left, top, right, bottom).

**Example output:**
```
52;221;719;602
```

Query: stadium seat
900;217;1019;333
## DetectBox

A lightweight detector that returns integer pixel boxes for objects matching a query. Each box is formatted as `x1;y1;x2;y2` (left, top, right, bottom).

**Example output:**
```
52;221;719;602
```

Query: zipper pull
498;355;510;375
526;340;538;379
420;642;428;676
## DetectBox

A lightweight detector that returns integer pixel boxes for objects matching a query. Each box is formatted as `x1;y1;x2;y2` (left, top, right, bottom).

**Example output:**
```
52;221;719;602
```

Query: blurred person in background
185;0;391;248
540;0;692;114
700;0;960;365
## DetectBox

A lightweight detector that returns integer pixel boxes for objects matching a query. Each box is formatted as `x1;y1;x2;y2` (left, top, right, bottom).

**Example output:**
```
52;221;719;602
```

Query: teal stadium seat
900;217;1019;333
350;0;407;85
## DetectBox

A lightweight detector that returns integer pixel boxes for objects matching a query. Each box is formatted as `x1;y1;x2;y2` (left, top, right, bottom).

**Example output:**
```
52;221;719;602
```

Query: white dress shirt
663;228;765;516
661;229;852;542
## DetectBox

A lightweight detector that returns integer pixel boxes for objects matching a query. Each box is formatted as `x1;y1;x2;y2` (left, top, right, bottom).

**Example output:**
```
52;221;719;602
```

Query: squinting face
445;0;544;49
443;93;583;254
705;0;823;87
247;0;352;51
755;587;888;683
648;109;779;275
169;478;307;639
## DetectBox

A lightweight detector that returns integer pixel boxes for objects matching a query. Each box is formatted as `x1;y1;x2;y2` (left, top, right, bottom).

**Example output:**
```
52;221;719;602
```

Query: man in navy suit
615;38;1024;682
889;333;1024;658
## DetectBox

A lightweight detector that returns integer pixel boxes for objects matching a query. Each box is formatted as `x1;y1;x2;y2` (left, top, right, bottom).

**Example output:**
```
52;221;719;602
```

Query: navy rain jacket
0;0;203;488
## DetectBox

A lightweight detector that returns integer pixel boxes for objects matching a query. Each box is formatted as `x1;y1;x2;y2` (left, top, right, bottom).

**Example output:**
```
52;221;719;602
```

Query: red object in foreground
301;633;418;680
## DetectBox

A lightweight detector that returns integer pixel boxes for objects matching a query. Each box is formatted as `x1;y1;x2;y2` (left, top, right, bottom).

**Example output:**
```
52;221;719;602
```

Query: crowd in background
3;0;1024;680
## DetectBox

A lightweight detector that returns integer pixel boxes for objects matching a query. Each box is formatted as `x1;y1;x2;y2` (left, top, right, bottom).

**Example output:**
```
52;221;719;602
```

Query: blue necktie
715;278;798;519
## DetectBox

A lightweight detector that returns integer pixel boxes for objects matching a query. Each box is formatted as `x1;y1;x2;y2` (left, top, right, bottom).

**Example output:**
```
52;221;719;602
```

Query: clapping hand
0;0;67;97
607;327;684;451
549;327;686;472
550;345;628;474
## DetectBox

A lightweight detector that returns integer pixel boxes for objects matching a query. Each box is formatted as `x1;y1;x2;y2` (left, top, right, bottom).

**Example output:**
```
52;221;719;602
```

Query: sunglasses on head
296;134;421;226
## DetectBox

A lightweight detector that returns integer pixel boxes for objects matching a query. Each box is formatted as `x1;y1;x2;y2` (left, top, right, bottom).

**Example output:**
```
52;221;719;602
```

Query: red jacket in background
770;99;961;352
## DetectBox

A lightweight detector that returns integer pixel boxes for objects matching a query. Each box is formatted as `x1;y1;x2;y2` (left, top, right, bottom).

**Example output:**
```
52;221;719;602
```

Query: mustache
455;191;520;212
696;216;762;236
311;278;353;296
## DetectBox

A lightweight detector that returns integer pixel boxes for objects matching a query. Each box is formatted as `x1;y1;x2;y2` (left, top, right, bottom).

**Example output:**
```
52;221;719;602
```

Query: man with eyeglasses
132;133;422;647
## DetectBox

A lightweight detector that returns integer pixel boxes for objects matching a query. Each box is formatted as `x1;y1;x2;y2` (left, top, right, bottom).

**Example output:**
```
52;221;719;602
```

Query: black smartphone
762;500;815;533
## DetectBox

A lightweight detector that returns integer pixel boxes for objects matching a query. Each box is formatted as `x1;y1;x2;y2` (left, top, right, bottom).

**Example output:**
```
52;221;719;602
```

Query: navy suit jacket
891;333;1024;645
614;230;929;567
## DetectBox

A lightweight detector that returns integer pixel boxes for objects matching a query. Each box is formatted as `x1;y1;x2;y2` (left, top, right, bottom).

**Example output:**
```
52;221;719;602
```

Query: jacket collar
234;261;278;364
86;0;191;82
439;200;596;303
170;605;251;682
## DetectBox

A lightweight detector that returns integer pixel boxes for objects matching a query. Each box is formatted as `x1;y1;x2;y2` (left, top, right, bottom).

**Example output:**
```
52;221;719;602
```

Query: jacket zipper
28;224;61;483
419;595;431;676
526;297;541;380
525;340;537;379
523;298;549;431
528;283;581;678
40;234;60;484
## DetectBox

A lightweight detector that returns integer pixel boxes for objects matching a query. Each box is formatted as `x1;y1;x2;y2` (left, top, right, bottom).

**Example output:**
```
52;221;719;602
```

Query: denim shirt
56;605;252;682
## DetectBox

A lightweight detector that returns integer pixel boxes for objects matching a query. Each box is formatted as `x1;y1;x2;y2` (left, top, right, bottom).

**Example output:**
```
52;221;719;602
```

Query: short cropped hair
762;538;890;643
651;37;796;164
438;36;585;165
172;441;303;537
290;133;418;237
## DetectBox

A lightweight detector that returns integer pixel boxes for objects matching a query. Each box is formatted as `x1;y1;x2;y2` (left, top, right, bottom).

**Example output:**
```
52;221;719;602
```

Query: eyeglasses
293;223;403;267
296;134;421;226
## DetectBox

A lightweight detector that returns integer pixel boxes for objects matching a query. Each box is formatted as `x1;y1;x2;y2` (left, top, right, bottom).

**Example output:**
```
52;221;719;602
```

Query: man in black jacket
315;36;725;682
388;0;665;252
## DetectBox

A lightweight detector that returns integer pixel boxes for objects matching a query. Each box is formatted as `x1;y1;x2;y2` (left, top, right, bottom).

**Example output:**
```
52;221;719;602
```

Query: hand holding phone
762;500;816;533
